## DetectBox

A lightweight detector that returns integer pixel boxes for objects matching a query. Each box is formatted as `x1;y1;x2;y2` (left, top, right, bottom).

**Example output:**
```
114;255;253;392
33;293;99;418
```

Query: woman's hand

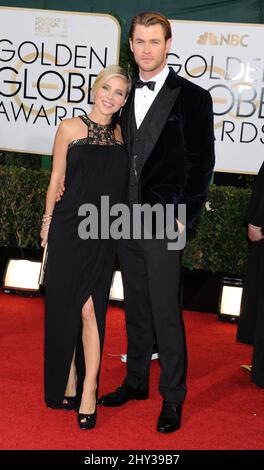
40;215;52;247
40;226;49;247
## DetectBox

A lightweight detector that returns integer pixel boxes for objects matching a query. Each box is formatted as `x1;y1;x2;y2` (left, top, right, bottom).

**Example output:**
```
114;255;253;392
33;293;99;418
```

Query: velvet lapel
121;69;182;169
136;70;182;169
120;84;136;155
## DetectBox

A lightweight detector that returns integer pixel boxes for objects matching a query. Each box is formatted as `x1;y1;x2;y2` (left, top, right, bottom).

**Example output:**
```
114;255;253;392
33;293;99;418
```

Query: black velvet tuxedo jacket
120;68;215;232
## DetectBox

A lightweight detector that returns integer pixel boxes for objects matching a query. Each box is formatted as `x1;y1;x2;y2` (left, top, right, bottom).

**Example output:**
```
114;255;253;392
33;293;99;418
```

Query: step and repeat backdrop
169;20;264;174
0;7;120;155
0;7;263;173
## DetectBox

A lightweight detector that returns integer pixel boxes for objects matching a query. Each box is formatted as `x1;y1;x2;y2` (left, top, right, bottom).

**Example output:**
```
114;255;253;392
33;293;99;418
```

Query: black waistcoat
128;102;140;206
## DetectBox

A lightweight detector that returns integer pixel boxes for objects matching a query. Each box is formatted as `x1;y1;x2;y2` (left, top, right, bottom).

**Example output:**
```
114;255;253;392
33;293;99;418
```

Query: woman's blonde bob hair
92;65;132;97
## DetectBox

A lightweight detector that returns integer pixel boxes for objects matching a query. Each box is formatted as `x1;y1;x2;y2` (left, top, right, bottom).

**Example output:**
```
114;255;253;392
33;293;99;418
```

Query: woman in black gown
237;161;264;388
40;65;131;429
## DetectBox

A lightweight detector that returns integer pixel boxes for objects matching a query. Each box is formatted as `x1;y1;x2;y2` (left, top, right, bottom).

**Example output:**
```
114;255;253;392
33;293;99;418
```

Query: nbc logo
197;32;249;47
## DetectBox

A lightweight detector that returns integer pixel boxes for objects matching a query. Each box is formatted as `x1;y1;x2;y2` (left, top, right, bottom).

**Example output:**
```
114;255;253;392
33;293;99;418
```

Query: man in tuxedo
98;12;215;432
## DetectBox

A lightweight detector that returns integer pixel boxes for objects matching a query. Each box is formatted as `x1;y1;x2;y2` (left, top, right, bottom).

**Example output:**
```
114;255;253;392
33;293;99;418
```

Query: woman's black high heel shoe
62;396;77;411
77;405;97;430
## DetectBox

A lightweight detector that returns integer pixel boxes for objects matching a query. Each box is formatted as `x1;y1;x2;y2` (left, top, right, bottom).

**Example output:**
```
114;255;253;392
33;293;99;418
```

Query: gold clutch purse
38;243;48;286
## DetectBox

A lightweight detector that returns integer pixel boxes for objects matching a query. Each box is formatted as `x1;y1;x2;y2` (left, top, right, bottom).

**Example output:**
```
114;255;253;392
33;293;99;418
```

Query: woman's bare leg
63;350;77;404
79;296;100;415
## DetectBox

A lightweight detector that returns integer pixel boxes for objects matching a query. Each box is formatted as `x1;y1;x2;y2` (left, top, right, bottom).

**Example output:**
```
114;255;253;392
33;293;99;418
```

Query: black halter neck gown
44;115;128;408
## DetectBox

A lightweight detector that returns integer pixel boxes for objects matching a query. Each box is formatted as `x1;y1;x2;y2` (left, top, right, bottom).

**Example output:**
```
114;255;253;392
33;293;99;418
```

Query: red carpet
0;290;263;450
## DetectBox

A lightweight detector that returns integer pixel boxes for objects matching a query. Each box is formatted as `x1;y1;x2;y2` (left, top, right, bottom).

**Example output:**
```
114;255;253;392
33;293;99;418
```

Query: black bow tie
135;79;156;91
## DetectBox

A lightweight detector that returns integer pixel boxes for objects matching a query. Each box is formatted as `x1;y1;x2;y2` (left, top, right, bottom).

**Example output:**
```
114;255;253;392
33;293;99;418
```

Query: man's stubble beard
137;57;167;75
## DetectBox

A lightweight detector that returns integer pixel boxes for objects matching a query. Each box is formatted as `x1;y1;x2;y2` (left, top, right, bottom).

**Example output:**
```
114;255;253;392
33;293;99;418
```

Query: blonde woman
40;65;131;430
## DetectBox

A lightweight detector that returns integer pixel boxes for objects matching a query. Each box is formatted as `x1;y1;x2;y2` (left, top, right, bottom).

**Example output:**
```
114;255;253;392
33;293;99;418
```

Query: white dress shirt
134;65;170;129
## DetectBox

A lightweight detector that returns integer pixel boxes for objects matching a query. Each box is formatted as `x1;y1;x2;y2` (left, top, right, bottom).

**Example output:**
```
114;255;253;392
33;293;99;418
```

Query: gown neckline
82;114;114;129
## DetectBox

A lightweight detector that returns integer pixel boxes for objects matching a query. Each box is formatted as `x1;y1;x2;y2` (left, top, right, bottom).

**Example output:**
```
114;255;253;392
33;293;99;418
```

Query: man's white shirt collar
134;66;170;129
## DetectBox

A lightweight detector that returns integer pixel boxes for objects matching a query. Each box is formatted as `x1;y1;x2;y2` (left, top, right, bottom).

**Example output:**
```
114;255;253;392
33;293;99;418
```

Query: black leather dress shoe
157;401;182;433
97;383;149;407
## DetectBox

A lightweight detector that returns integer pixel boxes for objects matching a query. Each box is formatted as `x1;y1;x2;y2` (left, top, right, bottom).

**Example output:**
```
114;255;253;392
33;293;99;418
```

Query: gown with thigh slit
44;115;128;408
